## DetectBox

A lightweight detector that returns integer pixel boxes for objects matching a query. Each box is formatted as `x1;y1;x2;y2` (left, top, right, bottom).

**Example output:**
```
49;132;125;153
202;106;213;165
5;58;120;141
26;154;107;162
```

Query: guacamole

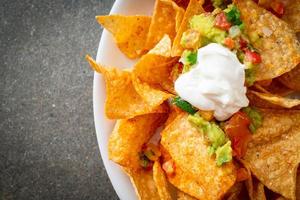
189;14;227;44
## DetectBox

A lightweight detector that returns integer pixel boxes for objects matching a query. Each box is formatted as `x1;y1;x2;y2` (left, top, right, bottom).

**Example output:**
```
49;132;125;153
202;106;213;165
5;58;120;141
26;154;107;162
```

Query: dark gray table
0;0;119;199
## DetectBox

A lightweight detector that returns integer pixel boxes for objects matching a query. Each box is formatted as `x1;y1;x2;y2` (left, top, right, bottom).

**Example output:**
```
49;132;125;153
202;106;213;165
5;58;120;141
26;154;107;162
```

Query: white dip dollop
175;43;249;121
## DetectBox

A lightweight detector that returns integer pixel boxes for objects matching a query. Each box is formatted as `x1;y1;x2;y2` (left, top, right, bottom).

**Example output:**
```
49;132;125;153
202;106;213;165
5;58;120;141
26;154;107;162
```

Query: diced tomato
270;1;284;18
215;12;232;31
238;37;248;51
236;168;250;182
203;0;214;12
245;49;262;64
225;111;252;158
162;160;176;176
224;37;235;49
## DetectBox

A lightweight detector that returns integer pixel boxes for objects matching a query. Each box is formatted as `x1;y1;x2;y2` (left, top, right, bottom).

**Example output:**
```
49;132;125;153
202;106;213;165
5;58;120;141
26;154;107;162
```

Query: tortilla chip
96;15;151;59
132;75;173;106
86;55;169;119
250;178;266;200
165;104;183;126
133;54;178;92
149;34;172;57
146;0;185;50
275;197;289;200
223;182;249;200
256;79;293;96
250;91;300;108
279;64;300;91
247;91;291;109
124;168;160;200
235;0;300;81
108;112;167;171
161;113;236;199
177;190;198;200
250;109;300;145
153;161;173;200
296;167;300;200
282;0;300;33
172;0;190;9
134;35;179;93
171;0;204;56
243;109;300;199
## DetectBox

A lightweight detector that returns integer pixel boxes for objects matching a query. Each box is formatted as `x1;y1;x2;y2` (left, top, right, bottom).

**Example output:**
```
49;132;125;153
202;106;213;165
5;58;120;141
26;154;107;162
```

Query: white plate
93;0;155;199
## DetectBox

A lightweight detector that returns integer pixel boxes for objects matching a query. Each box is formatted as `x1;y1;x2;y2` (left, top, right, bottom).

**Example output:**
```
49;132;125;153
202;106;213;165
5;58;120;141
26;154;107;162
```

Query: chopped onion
229;25;241;38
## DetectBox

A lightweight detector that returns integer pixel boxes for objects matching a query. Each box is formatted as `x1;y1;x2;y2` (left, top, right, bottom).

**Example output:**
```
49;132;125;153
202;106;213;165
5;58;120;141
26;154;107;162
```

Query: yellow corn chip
153;161;173;200
256;79;293;96
161;113;236;200
96;15;151;59
172;0;204;56
133;55;178;92
250;91;300;109
172;0;190;9
251;178;266;200
134;35;179;93
86;55;169;119
108;112;167;171
251;109;300;145
279;64;300;91
275;197;289;200
296;168;300;200
235;0;300;81
146;0;185;50
223;182;248;200
177;190;198;200
149;34;172;57
238;160;254;200
282;0;300;33
132;75;173;106
247;91;290;109
243;109;300;200
123;168;160;200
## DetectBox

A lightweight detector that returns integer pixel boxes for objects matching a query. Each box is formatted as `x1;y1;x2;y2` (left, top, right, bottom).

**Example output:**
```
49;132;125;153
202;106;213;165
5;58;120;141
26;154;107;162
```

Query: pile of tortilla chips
87;0;300;199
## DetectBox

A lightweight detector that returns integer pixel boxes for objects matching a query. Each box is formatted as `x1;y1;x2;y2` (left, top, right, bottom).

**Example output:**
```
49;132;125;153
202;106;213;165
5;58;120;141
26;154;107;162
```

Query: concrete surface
0;0;118;199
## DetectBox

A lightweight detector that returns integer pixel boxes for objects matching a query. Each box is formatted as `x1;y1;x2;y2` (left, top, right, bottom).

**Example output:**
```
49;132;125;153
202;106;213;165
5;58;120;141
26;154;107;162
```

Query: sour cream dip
175;43;249;121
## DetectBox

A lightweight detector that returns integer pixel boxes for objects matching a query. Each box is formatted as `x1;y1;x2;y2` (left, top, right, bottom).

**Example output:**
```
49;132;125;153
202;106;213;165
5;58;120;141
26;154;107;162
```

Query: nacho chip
86;55;169;119
133;54;178;92
250;91;300;108
134;35;179;93
108;112;167;171
243;109;300;199
149;34;172;57
247;91;291;109
296;167;300;200
153;161;173;200
161;113;236;199
251;178;266;200
257;79;293;96
177;190;198;200
172;0;190;9
124;168;160;200
132;75;173;106
235;0;300;81
171;0;204;56
96;15;151;59
282;0;300;33
279;64;300;91
223;182;249;200
238;160;254;200
146;0;185;50
250;109;300;145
